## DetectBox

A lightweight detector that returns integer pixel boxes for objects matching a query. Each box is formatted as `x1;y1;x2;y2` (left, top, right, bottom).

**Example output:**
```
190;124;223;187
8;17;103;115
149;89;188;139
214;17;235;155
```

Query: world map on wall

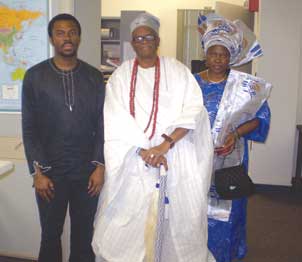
0;0;48;111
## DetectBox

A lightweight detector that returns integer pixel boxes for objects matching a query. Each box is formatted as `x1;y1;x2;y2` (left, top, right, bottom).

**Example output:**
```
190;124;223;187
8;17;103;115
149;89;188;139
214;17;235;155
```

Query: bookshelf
100;17;120;82
100;12;145;83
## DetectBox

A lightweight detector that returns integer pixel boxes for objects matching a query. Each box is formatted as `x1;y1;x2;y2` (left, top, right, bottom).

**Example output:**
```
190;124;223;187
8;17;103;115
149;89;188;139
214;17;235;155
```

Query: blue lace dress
194;73;270;262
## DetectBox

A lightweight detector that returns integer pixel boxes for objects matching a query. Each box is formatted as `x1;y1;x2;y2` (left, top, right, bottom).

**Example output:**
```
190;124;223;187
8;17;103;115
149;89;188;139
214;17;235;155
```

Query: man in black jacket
22;13;105;262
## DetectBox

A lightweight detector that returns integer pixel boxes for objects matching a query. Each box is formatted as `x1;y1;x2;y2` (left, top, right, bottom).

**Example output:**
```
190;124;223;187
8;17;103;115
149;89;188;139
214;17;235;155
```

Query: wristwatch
161;133;175;148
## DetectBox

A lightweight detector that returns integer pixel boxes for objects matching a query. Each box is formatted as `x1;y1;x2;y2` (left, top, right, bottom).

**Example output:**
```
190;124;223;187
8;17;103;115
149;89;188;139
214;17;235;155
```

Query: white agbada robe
92;57;215;262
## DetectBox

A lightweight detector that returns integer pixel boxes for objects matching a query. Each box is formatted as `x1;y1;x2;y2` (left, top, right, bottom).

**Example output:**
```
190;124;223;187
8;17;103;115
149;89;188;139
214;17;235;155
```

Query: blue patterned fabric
194;73;270;262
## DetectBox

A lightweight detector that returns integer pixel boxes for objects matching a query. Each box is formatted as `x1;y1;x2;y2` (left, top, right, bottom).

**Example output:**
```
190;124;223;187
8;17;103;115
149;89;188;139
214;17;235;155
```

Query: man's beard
57;42;78;58
59;50;77;58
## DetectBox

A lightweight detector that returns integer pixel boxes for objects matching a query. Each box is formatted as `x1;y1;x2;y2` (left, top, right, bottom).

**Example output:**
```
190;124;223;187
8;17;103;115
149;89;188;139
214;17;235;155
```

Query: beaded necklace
129;57;160;140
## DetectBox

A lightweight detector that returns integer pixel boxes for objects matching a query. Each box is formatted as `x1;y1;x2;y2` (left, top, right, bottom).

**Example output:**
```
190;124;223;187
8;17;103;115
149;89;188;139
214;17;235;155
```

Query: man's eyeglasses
132;34;156;43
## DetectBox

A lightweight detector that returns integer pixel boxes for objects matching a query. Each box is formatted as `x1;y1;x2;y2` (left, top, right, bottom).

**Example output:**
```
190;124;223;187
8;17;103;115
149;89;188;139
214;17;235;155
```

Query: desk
292;125;302;192
0;160;13;175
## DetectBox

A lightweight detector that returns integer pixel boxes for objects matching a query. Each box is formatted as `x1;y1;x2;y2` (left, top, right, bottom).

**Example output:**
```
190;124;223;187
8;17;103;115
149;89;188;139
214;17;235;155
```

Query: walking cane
154;165;168;262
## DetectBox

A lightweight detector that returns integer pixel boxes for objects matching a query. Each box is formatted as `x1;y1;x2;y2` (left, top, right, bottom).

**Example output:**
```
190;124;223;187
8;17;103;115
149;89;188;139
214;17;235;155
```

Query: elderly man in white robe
92;12;215;262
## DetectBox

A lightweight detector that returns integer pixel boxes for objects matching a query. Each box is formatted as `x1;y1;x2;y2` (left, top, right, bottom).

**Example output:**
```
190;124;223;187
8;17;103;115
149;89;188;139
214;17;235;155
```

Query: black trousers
35;177;99;262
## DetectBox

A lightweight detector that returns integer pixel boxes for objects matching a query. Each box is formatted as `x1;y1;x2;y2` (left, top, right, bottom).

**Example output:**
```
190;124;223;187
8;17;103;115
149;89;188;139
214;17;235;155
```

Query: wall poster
0;0;49;112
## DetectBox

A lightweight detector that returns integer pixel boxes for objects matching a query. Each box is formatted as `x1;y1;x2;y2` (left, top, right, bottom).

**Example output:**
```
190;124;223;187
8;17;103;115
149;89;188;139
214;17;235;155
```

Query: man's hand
88;165;105;197
34;172;54;202
140;144;169;171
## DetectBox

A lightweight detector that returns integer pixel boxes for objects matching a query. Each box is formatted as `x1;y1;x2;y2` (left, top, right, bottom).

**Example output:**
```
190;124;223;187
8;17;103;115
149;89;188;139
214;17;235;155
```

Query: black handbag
214;164;255;200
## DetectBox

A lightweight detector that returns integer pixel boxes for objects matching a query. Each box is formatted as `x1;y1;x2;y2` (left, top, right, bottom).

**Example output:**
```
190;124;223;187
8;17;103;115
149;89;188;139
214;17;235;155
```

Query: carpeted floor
1;189;301;262
244;189;302;262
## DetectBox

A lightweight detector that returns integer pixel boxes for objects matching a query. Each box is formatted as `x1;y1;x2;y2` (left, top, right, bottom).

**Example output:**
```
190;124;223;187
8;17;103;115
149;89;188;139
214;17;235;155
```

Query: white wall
296;24;302;125
74;0;101;68
50;0;74;16
249;0;302;185
0;159;40;259
102;0;245;57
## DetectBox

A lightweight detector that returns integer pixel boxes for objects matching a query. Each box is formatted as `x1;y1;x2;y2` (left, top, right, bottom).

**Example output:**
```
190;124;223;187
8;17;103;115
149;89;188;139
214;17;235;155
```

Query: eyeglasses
132;34;156;43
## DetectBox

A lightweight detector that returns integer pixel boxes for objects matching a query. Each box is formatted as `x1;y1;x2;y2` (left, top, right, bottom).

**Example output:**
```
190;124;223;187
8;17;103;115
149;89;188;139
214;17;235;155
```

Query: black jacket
22;59;105;179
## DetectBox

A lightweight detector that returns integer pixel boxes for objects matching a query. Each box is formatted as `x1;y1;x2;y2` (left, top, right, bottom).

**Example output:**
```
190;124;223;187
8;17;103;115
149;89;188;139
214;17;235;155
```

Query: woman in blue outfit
195;14;271;262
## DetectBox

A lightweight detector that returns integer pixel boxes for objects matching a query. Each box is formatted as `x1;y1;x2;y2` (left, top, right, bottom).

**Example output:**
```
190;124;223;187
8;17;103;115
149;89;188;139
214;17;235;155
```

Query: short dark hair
48;13;81;37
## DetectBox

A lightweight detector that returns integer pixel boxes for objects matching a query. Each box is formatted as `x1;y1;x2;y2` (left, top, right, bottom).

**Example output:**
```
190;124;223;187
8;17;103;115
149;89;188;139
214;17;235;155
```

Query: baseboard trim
0;254;36;262
255;184;292;192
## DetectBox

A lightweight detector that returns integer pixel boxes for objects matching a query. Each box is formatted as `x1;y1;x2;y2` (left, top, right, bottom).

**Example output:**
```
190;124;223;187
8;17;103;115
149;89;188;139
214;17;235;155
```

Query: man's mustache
62;41;73;48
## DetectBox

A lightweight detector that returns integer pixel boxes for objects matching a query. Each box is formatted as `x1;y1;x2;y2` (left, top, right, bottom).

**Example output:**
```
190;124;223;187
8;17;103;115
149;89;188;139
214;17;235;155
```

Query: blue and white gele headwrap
198;13;263;67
